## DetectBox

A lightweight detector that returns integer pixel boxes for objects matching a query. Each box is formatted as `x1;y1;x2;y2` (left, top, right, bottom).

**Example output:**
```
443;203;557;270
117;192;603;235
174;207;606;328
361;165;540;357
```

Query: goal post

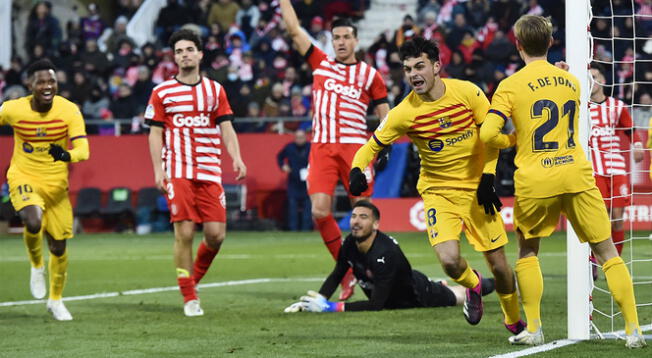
565;0;592;341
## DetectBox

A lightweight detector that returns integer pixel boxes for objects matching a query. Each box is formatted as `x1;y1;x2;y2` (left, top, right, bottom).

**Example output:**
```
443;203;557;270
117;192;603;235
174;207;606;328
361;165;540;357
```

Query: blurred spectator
156;0;193;44
3;85;27;102
394;15;420;48
141;43;160;69
115;0;140;19
525;0;544;16
208;0;241;31
295;0;323;29
236;0;261;39
109;84;138;119
446;51;467;79
80;3;106;42
55;41;83;74
189;0;212;28
113;40;137;69
5;57;25;87
25;1;62;58
152;49;177;84
277;129;312;231
80;39;110;76
69;71;93;105
131;66;155;109
56;70;72;99
262;82;286;117
466;0;491;28
447;13;473;50
458;31;480;63
418;0;441;24
83;85;110;119
633;92;652;128
485;30;514;64
100;16;136;55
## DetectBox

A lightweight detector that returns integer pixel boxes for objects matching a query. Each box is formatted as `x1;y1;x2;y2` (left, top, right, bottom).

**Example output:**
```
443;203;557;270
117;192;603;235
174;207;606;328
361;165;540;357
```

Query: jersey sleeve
351;109;409;170
67;105;87;140
486;80;513;124
144;90;166;127
468;82;490;125
304;44;328;70
480;81;516;149
215;86;234;124
369;70;389;105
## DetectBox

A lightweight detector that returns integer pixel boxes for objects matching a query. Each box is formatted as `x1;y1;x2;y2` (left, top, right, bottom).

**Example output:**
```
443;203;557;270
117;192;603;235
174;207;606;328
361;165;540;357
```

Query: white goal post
566;0;593;341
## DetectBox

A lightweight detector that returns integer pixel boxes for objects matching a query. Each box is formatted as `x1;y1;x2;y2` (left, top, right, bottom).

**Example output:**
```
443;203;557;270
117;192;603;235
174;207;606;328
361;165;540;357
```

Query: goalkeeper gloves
349;168;368;196
48;144;71;162
476;173;502;215
284;291;344;313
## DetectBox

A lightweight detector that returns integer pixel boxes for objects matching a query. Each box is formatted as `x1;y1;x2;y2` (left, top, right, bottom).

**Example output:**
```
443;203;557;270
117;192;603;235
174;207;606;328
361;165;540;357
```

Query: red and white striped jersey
306;45;388;144
144;77;233;183
588;96;633;176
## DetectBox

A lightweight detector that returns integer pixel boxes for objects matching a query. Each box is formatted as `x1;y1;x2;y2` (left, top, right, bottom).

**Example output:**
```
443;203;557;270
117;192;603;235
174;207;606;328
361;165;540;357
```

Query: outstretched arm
279;0;312;56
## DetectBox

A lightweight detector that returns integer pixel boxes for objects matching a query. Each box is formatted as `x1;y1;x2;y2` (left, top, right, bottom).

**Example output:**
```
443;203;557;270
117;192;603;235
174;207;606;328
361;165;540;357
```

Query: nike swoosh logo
490;235;501;243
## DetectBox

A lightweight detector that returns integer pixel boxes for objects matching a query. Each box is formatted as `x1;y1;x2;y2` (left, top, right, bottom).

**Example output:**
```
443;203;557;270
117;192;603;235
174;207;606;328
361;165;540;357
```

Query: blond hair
514;15;553;57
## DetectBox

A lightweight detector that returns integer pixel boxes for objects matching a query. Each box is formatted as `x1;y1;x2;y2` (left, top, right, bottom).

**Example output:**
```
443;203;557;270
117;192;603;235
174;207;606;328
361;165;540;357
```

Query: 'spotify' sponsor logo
445;129;473;146
428;139;444;152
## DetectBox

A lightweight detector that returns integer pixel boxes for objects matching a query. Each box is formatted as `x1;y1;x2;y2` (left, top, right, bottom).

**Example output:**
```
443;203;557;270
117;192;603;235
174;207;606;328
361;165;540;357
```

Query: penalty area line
0;277;322;307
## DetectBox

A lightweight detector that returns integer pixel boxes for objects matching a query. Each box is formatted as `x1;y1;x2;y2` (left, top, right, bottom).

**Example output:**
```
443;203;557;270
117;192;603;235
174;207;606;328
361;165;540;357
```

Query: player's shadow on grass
91;301;179;313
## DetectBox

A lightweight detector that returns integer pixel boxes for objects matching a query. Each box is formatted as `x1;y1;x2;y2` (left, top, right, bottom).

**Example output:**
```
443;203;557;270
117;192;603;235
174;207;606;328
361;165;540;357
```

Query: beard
352;229;373;243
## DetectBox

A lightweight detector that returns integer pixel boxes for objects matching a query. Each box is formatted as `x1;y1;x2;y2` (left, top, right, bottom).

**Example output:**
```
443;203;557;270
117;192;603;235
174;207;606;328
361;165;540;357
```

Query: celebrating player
279;0;390;300
480;15;645;348
0;59;90;320
588;63;644;274
146;29;246;317
284;200;496;313
350;37;524;335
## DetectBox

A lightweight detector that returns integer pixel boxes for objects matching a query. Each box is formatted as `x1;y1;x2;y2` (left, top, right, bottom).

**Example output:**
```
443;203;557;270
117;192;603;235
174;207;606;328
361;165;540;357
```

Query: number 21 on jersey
531;99;577;152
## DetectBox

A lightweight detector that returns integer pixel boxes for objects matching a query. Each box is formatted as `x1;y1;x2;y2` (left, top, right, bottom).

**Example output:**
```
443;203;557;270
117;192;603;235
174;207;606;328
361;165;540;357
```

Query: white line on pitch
489;324;652;357
0;277;322;307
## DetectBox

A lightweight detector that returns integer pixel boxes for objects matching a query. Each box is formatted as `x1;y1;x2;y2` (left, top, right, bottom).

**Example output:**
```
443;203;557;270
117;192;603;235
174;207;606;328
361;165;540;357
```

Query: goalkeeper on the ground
284;201;495;313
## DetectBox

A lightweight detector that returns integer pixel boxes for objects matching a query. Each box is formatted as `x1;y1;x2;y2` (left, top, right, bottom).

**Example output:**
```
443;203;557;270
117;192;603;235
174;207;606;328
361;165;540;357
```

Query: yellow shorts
423;188;508;252
514;186;610;244
8;175;73;240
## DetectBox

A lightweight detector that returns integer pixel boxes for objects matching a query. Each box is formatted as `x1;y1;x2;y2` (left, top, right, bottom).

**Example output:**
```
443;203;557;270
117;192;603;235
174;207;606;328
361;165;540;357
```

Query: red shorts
166;178;226;223
307;143;374;197
594;174;630;208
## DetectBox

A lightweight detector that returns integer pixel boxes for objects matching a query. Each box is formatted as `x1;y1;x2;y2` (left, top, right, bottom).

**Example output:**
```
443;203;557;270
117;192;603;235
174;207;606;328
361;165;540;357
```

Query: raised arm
279;0;312;56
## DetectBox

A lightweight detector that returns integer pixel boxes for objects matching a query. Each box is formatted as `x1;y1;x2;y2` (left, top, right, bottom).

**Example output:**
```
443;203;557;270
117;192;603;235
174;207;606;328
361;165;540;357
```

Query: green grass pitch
0;231;650;357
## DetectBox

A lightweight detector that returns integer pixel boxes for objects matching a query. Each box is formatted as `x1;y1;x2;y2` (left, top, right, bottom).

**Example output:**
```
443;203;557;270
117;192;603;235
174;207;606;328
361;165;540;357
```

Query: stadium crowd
1;0;651;195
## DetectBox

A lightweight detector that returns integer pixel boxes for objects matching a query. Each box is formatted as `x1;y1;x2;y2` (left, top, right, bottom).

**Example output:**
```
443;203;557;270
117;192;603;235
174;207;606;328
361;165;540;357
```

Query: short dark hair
331;18;357;38
27;59;56;77
352;200;380;221
590;62;607;77
169;29;203;51
399;37;440;63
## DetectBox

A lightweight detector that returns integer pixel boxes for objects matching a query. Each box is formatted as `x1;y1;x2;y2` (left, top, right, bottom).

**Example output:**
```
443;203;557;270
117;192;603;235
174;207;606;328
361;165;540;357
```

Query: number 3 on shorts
427;208;438;239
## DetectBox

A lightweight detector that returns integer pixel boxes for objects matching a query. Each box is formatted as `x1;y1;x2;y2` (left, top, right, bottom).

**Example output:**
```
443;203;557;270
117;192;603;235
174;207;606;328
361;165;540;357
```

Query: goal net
571;0;652;341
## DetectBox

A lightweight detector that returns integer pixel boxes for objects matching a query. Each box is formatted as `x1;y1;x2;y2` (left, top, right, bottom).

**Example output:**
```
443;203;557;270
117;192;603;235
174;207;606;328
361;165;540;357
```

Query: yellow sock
497;291;521;325
23;228;44;268
176;268;190;277
49;250;68;301
452;265;480;289
603;256;640;335
515;256;543;333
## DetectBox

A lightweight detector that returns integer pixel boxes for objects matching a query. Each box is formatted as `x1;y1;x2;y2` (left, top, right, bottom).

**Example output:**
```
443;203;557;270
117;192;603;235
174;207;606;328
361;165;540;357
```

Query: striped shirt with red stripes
589;96;637;176
145;77;233;183
306;45;388;144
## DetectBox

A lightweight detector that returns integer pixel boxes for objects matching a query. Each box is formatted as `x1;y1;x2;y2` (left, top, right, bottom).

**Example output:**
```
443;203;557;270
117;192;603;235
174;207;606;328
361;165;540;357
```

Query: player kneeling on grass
284;201;495;313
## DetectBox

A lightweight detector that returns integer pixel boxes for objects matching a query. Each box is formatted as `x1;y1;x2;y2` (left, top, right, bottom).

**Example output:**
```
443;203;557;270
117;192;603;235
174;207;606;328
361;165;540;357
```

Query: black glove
374;145;392;172
349;167;368;196
476;173;502;215
48;144;71;162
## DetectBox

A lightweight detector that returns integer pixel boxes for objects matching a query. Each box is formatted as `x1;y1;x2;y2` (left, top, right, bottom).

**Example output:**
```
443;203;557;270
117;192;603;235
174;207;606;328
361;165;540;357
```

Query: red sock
177;276;197;302
612;230;624;256
193;241;220;284
314;214;342;259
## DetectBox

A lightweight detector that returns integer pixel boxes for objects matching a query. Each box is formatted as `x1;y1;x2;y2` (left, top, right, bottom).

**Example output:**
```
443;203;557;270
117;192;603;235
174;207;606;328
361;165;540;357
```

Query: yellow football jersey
485;60;594;198
0;95;88;181
353;78;495;194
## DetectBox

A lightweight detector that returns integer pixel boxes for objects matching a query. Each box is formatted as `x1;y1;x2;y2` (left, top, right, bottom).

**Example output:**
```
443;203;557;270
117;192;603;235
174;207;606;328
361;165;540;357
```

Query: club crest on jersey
324;79;361;100
438;117;452;129
23;142;34;153
428;139;444;152
35;127;47;137
172;113;210;127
